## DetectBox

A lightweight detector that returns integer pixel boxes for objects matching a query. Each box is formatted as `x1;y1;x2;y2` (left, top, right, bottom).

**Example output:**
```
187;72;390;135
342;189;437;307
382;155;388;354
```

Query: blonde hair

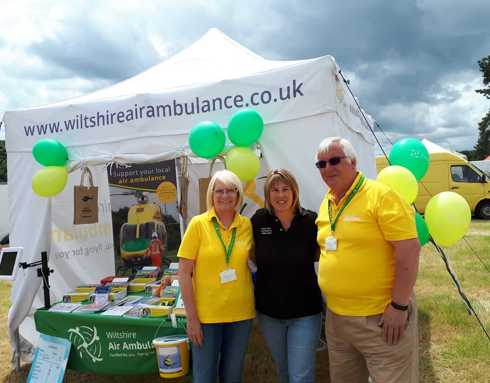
206;170;244;211
264;169;300;213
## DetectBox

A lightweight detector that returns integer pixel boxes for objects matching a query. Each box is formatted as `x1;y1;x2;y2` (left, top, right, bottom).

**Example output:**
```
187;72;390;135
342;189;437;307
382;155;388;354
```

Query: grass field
1;220;489;382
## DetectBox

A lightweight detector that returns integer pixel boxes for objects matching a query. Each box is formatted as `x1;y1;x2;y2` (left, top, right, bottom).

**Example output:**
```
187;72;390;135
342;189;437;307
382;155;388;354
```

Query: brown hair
264;169;300;213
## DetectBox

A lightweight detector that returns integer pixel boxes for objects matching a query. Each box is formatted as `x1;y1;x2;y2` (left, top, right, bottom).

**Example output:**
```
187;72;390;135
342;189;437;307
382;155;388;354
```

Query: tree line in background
475;55;490;160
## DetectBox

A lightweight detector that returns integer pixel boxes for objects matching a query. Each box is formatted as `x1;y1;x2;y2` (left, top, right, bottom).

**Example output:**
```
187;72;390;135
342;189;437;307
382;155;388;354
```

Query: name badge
220;268;237;284
325;235;337;251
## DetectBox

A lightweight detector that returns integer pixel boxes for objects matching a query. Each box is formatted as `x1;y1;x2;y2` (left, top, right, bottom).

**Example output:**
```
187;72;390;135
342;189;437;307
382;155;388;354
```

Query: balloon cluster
188;109;263;182
377;137;470;247
31;139;69;197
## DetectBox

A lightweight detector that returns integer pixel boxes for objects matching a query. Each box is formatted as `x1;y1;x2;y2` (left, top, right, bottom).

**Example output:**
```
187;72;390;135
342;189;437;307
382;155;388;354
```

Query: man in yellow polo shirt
315;137;420;383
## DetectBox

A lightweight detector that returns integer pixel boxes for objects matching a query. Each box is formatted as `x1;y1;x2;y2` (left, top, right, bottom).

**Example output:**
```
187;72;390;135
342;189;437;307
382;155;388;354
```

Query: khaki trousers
325;303;419;383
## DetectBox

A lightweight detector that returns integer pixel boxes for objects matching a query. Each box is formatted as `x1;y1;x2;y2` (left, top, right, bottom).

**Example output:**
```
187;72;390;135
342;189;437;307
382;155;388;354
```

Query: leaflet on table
100;305;133;316
93;285;110;305
128;278;157;293
145;280;162;296
164;262;179;276
48;303;82;313
120;295;145;306
123;297;162;317
63;283;127;304
74;301;110;314
111;277;129;285
136;266;160;278
75;284;98;293
62;292;91;303
174;292;184;309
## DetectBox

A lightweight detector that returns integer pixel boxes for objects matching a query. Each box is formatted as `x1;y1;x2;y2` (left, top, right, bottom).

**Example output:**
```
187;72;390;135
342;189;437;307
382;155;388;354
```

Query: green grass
1;220;489;382
416;219;490;382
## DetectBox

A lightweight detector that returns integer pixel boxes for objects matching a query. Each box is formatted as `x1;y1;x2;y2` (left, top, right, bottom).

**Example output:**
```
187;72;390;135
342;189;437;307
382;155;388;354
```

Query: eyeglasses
213;188;237;195
315;156;346;169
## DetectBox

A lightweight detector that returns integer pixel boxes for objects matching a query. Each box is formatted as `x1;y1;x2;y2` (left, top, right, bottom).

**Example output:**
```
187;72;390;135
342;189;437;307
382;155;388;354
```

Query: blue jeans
258;312;322;383
192;319;253;383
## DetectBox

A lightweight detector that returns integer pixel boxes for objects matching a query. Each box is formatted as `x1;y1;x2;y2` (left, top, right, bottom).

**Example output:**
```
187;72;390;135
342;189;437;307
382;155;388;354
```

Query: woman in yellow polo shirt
178;169;255;383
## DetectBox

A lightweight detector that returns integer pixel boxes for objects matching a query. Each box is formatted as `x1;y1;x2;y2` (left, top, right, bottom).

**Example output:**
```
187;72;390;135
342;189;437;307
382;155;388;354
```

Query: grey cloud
1;0;489;151
237;0;489;127
29;14;161;81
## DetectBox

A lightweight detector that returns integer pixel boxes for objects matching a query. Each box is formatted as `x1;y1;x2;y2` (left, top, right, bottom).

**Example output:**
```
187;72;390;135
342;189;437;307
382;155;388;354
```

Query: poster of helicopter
107;160;182;275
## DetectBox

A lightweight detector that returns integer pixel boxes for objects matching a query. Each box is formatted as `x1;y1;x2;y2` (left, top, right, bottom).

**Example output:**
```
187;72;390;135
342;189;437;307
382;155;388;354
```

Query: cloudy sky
1;0;489;151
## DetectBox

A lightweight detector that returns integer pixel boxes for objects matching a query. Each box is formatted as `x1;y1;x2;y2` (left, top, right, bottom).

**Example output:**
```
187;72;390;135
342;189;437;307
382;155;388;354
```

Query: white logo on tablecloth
68;325;103;363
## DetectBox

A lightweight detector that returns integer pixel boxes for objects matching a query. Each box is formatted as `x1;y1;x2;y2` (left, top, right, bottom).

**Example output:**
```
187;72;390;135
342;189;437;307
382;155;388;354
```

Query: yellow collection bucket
152;335;190;378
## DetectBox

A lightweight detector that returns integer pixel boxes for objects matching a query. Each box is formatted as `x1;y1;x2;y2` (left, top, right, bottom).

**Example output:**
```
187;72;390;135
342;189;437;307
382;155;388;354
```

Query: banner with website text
4;58;336;151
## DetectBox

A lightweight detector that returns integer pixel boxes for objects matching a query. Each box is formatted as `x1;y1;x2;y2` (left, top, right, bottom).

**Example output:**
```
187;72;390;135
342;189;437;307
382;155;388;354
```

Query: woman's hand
186;317;203;346
179;258;202;345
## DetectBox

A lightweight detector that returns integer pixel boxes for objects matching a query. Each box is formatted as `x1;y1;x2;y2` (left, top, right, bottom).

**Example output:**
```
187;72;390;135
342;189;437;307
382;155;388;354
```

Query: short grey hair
206;169;244;211
317;137;358;163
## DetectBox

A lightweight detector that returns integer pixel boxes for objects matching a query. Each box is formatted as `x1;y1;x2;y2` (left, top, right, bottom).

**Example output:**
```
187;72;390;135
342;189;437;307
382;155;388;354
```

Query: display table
34;309;187;375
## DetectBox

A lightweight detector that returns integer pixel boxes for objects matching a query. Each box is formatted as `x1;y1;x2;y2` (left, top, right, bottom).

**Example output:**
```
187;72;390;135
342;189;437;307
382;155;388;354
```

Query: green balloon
227;109;264;146
388;138;429;181
32;139;68;166
415;212;430;246
32;166;68;197
189;121;225;159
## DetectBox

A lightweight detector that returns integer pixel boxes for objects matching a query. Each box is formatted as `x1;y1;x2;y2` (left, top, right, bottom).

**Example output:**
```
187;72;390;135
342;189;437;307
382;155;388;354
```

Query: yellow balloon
32;166;68;197
425;192;471;247
376;165;418;204
225;147;260;182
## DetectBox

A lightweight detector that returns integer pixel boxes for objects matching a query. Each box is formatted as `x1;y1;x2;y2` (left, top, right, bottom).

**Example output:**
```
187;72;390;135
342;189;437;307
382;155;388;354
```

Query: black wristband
390;301;409;311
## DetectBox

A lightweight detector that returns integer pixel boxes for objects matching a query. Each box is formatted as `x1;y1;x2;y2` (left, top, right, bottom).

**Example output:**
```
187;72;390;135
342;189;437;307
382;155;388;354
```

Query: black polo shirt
251;208;323;319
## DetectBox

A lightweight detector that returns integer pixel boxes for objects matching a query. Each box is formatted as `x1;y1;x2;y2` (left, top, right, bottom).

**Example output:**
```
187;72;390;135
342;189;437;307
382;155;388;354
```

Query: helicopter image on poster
118;191;167;269
108;160;182;274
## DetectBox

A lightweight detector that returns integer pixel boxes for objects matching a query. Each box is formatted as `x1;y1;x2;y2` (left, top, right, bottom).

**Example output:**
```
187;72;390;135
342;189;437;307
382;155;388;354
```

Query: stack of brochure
135;266;160;279
100;305;133;316
163;263;179;282
74;301;110;314
62;292;91;303
124;297;162;318
48;302;82;313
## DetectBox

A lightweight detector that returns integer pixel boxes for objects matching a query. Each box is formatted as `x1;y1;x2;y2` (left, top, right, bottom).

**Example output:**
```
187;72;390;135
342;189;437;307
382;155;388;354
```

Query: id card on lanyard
326;175;365;251
213;218;238;284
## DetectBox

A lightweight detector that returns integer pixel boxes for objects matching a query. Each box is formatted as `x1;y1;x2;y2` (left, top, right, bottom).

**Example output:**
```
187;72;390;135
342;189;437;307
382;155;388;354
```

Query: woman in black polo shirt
251;169;323;383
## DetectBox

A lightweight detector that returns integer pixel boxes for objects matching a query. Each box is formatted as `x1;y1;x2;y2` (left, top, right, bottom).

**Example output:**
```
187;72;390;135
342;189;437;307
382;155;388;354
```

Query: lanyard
328;175;365;232
212;218;237;265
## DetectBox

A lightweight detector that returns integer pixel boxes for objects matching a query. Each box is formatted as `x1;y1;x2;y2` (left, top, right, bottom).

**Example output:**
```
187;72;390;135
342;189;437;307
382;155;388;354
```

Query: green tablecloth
34;309;187;375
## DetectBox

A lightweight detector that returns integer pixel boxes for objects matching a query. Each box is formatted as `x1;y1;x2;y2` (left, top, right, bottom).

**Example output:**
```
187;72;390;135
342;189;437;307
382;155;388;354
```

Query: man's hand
378;303;409;345
186;317;203;346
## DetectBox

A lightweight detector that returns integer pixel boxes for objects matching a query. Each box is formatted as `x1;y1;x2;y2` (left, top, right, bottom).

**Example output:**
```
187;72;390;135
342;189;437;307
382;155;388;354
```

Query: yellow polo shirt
177;208;255;323
316;172;417;316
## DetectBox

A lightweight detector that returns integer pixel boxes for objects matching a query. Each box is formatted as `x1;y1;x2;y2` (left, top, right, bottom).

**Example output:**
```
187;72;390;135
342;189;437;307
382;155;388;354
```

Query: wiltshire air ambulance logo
68;325;103;363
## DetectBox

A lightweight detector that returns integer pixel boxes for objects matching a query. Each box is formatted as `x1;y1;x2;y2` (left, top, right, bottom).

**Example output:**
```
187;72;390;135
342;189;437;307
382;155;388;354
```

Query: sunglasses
315;156;346;169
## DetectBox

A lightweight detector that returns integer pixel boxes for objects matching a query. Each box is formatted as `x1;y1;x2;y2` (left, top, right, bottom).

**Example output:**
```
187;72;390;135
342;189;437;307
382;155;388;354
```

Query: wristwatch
390;301;409;311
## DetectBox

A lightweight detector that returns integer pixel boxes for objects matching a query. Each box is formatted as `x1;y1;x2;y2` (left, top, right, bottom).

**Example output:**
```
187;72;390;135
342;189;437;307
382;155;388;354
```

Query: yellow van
376;149;490;220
